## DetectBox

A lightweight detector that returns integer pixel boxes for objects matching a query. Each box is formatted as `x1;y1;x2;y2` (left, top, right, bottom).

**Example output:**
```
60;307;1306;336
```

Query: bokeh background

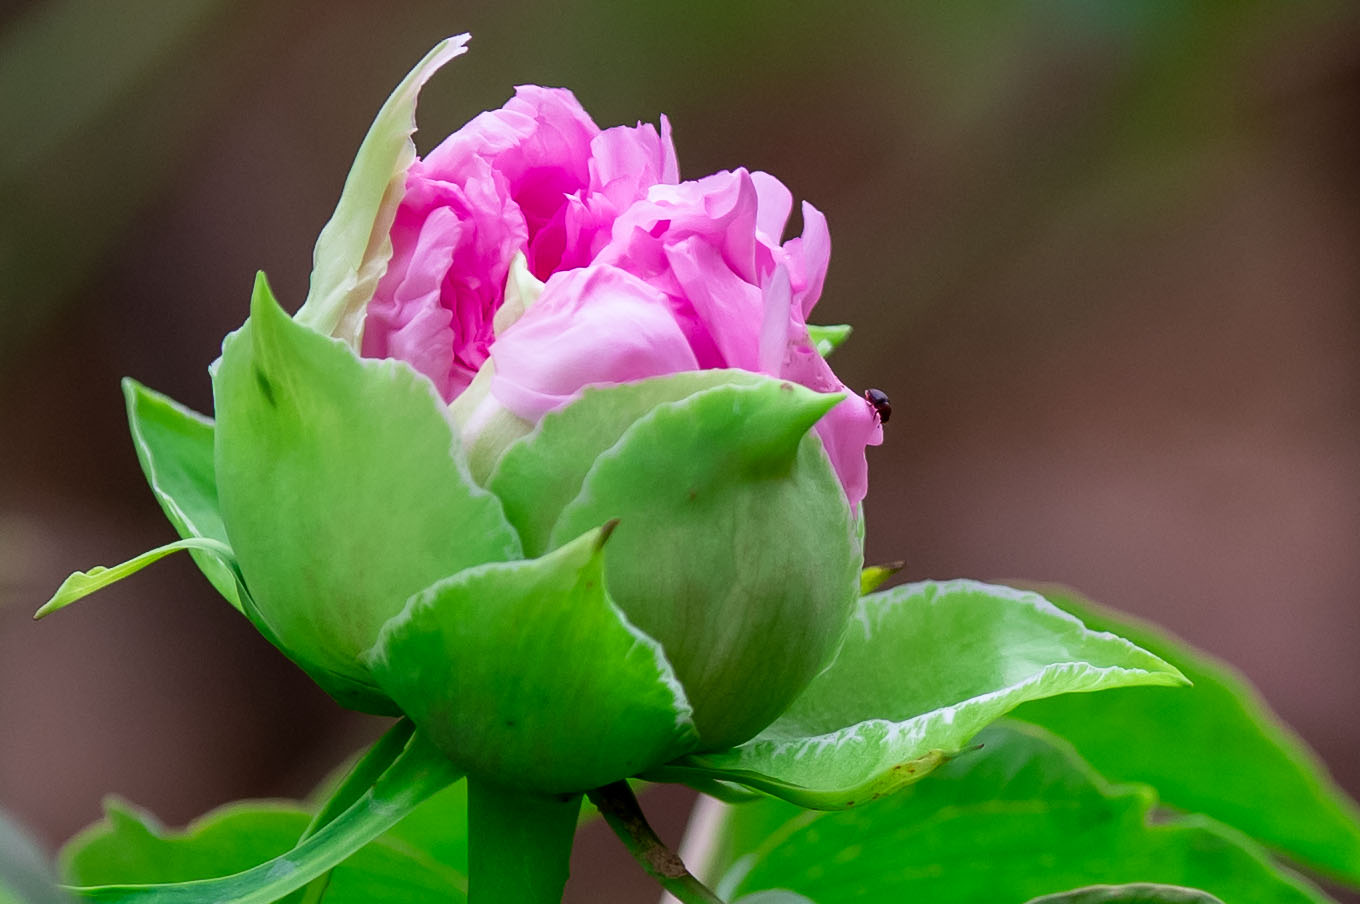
2;1;1359;900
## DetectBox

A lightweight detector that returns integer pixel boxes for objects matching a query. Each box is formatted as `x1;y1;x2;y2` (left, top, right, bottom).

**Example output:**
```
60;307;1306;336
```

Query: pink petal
490;265;700;420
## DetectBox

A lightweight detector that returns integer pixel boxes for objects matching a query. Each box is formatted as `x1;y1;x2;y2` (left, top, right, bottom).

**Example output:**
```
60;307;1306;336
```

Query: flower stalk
466;778;582;903
588;781;726;904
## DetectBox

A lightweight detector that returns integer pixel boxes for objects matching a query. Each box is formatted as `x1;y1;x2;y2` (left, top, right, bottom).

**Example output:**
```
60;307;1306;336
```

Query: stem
587;781;726;904
466;777;582;903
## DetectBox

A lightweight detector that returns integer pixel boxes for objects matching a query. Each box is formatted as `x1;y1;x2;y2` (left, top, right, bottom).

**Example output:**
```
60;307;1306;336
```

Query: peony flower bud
42;36;887;791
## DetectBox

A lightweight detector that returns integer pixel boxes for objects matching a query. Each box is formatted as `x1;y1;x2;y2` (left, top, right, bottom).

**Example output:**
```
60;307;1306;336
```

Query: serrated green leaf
61;798;467;904
648;581;1186;808
122;379;240;612
61;730;463;904
293;35;469;347
707;723;1332;904
1024;885;1226;904
213;273;520;711
61;801;310;891
366;524;697;794
1013;584;1360;887
487;369;765;557
805;324;851;357
548;379;861;750
34;537;236;619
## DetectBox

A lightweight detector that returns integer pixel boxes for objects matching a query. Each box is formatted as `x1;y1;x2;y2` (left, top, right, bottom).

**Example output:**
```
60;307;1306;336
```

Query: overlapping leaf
58;727;462;904
703;722;1332;904
1014;585;1360;886
647;581;1186;808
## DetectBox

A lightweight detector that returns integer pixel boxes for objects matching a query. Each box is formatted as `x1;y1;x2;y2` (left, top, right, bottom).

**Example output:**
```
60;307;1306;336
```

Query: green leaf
212;273;520;710
293;35;468;347
487;369;765;557
122;379;240;612
34;538;236;620
734;893;817;904
366;524;698;794
62;730;463;904
647;581;1186;808
1024;885;1226;904
61;799;467;904
708;722;1332;904
1013;585;1360;887
548;379;861;750
805;324;851;357
380;782;470;878
61;801;310;890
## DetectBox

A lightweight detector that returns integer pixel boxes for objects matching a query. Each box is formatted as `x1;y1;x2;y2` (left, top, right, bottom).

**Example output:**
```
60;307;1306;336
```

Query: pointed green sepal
647;580;1187;809
212;273;520;710
806;323;851;357
548;379;861;750
294;35;469;346
365;524;698;794
35;537;236;620
122;379;241;612
859;561;903;595
488;369;766;556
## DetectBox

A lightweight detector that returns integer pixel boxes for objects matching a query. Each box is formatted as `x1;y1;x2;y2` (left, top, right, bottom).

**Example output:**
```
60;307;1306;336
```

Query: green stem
587;782;726;904
466;777;582;903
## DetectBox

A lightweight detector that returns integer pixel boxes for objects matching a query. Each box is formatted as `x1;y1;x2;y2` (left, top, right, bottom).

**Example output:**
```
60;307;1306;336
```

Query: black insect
864;388;891;424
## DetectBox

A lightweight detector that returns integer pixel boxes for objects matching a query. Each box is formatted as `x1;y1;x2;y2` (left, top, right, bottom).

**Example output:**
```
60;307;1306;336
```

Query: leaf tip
597;517;621;549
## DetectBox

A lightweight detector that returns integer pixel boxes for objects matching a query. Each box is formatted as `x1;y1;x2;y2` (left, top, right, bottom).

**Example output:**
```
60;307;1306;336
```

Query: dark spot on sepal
254;368;277;407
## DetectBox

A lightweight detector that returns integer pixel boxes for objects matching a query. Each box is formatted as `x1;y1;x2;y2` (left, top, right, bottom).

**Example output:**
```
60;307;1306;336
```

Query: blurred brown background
2;1;1358;900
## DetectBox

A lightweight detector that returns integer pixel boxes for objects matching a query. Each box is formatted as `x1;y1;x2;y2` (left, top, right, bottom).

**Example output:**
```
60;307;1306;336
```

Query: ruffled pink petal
664;235;764;371
816;395;882;512
783;202;830;319
750;171;793;243
490;265;700;420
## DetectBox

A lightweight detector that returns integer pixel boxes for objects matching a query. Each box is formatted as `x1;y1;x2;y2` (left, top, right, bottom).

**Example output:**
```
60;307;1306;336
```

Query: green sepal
212;273;520;710
487;369;765;557
122;379;240;612
858;562;903;595
646;580;1186;809
805;324;851;357
294;35;469;347
548;378;861;750
1024;886;1226;904
35;538;236;620
1015;585;1360;887
58;729;463;904
365;524;698;794
707;723;1332;904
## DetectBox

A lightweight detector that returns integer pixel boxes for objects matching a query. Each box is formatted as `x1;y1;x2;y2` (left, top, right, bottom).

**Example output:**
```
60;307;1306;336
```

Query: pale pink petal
815;394;883;512
750;171;793;243
759;264;793;376
490;265;700;419
664;235;764;371
784;201;830;319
